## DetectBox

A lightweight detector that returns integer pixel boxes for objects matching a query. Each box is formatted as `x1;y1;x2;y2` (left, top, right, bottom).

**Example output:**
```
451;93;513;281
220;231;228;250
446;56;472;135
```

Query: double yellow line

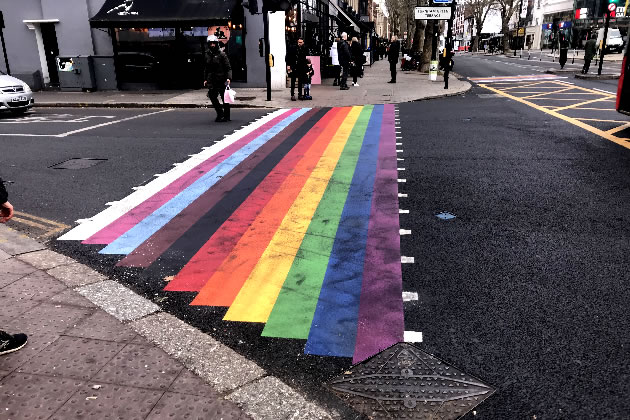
11;211;70;238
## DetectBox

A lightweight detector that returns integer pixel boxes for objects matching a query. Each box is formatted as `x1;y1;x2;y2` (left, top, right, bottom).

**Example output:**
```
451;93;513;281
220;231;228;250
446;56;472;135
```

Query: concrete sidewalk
0;224;338;420
469;49;625;62
33;59;470;109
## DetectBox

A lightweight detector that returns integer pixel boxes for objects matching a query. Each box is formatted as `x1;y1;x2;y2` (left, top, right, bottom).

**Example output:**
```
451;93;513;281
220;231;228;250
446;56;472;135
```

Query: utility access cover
329;343;494;419
49;158;107;170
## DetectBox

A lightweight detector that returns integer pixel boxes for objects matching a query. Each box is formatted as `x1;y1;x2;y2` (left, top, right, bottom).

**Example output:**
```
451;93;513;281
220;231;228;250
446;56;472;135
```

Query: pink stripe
82;109;298;245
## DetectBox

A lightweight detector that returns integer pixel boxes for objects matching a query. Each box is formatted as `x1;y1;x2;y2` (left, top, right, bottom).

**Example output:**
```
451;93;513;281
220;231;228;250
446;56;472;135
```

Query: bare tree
465;0;495;51
495;0;518;52
385;0;401;36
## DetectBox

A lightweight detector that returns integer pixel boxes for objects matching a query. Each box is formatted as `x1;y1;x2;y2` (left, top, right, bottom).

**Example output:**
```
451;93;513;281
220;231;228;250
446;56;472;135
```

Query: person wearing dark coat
582;37;597;74
350;37;363;86
387;35;400;83
0;176;28;357
559;36;569;69
338;32;351;90
204;35;232;122
286;38;308;100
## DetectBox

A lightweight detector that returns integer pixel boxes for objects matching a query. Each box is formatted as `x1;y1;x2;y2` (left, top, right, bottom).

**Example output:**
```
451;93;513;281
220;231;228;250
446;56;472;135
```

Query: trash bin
92;56;117;90
56;56;96;91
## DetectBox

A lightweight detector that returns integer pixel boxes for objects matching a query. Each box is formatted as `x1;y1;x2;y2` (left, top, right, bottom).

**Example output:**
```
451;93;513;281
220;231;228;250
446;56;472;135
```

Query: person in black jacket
350;37;363;86
286;38;308;100
204;35;232;122
0;176;28;356
387;35;400;83
338;32;351;90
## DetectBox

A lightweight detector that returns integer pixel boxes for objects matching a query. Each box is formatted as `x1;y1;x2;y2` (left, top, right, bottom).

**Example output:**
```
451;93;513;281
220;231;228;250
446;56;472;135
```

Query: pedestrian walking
582;37;597;74
0;176;28;356
387;35;400;83
338;33;351;90
559;36;569;69
204;35;232;122
303;59;314;100
330;39;340;86
351;37;363;86
286;38;308;100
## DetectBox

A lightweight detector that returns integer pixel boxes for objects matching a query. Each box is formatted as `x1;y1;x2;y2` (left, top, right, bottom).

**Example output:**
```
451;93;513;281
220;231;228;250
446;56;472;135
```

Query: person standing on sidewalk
204;35;232;122
559;35;569;69
582;37;597;74
0;176;28;356
351;37;363;87
387;35;400;83
287;38;308;100
338;33;351;90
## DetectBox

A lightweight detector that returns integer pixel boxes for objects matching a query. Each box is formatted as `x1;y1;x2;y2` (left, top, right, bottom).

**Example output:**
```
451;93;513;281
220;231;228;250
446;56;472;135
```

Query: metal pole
598;12;610;75
514;0;522;56
0;28;10;75
263;10;272;101
444;0;456;89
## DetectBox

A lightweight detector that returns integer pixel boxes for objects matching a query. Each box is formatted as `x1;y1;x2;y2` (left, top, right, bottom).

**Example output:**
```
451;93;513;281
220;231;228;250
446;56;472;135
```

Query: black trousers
290;73;303;97
208;85;230;120
389;61;397;82
582;58;592;74
340;64;349;87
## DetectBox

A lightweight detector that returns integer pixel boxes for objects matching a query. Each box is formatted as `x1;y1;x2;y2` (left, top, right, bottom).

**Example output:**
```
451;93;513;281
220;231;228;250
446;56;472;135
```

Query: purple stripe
353;104;404;363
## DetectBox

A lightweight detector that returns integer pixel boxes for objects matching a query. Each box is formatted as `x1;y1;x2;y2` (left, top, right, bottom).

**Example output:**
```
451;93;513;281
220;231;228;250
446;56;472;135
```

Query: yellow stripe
502;81;556;90
13;211;69;228
11;217;51;230
553;97;613;111
522;87;574;99
480;84;630;150
223;106;363;323
577;118;630;124
607;122;630;134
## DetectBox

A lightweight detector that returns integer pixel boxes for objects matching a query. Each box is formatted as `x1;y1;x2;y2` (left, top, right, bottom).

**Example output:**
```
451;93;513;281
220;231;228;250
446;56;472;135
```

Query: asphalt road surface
1;54;629;419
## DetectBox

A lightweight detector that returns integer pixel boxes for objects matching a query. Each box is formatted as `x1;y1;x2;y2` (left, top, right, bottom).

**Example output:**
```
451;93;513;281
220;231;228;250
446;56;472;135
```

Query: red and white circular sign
608;3;616;12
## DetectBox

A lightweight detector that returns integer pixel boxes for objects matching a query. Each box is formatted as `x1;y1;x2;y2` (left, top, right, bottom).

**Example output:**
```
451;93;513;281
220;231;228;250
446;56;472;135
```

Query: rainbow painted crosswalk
59;105;404;363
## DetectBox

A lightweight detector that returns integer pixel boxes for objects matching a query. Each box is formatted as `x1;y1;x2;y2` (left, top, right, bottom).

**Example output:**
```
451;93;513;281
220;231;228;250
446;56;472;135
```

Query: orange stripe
191;107;352;307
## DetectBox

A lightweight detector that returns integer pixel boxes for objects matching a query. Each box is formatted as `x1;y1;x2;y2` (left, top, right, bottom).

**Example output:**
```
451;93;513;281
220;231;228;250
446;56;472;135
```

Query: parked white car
0;72;34;114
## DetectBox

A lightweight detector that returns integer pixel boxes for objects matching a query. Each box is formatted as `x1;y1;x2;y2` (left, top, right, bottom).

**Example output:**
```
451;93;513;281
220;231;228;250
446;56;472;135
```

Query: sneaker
291;95;296;101
298;94;304;100
354;83;360;87
0;331;27;356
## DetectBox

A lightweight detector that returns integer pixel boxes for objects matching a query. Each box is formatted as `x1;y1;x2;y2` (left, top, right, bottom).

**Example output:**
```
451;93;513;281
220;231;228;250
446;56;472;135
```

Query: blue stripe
304;104;384;357
99;108;311;255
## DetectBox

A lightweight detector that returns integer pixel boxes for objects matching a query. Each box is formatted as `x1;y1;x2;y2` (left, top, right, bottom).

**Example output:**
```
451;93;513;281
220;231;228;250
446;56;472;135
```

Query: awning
329;1;360;33
90;0;238;28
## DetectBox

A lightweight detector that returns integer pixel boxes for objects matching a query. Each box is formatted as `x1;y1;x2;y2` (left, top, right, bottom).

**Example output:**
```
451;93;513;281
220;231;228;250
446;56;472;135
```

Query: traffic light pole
263;10;272;101
444;0;456;89
598;11;610;75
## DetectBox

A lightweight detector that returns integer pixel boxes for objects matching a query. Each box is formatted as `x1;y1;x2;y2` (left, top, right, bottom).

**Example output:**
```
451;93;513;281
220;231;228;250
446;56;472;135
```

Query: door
40;23;59;86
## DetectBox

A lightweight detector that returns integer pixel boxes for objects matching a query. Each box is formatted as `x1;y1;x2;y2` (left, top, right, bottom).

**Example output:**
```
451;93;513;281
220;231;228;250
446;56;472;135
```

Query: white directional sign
432;0;453;3
415;6;452;19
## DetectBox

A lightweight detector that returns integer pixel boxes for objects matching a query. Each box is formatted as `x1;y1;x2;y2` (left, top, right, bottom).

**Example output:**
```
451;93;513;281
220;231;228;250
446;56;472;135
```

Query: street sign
415;6;452;19
432;0;453;3
608;3;616;11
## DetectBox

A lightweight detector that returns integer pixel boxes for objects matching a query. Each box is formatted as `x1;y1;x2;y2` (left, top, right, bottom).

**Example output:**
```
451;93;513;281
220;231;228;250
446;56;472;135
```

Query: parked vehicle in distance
598;28;625;54
0;72;34;115
616;40;630;115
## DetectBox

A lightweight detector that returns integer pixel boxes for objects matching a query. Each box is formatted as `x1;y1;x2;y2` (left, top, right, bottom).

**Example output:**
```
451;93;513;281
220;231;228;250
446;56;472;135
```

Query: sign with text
415;6;452;19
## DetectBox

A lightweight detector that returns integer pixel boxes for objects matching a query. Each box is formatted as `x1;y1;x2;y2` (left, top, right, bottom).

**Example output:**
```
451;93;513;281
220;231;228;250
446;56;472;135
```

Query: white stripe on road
56;109;174;137
58;109;289;241
402;291;418;301
404;331;423;342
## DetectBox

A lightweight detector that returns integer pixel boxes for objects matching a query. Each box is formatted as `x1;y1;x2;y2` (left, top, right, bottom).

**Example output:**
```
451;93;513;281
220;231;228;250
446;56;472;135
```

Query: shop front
90;0;246;89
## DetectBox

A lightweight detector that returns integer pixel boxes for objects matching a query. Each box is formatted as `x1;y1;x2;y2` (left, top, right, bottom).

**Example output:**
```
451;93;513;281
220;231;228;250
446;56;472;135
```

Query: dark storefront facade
90;0;246;89
572;0;629;47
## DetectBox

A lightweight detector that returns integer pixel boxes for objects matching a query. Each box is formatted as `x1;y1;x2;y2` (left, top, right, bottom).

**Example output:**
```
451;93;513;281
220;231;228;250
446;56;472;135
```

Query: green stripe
262;106;373;339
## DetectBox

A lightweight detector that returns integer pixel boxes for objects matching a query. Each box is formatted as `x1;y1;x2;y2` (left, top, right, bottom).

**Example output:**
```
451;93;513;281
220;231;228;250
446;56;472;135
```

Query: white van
597;28;625;54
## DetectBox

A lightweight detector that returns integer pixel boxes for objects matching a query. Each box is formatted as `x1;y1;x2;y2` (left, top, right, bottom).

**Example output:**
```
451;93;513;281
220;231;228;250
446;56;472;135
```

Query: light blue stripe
99;108;310;255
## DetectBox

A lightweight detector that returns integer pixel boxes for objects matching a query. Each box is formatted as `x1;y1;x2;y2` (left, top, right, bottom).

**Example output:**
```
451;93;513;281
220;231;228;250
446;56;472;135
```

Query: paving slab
16;249;76;270
76;280;160;321
167;368;221;399
226;376;338;420
47;288;97;308
46;262;107;287
0;226;46;256
0;257;37;288
65;311;138;342
50;383;164;420
0;248;11;261
0;373;84;420
18;336;125;380
131;312;266;393
93;343;184;390
146;392;249;420
0;294;41;322
0;270;67;301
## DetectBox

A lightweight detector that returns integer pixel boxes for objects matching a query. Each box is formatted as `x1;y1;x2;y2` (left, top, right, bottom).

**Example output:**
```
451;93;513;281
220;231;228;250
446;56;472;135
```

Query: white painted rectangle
415;6;451;20
404;331;423;342
402;291;418;301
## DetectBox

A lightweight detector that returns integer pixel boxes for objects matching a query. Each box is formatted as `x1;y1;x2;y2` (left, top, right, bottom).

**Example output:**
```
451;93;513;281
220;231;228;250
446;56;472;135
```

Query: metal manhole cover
328;343;494;419
49;158;107;170
436;212;456;220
